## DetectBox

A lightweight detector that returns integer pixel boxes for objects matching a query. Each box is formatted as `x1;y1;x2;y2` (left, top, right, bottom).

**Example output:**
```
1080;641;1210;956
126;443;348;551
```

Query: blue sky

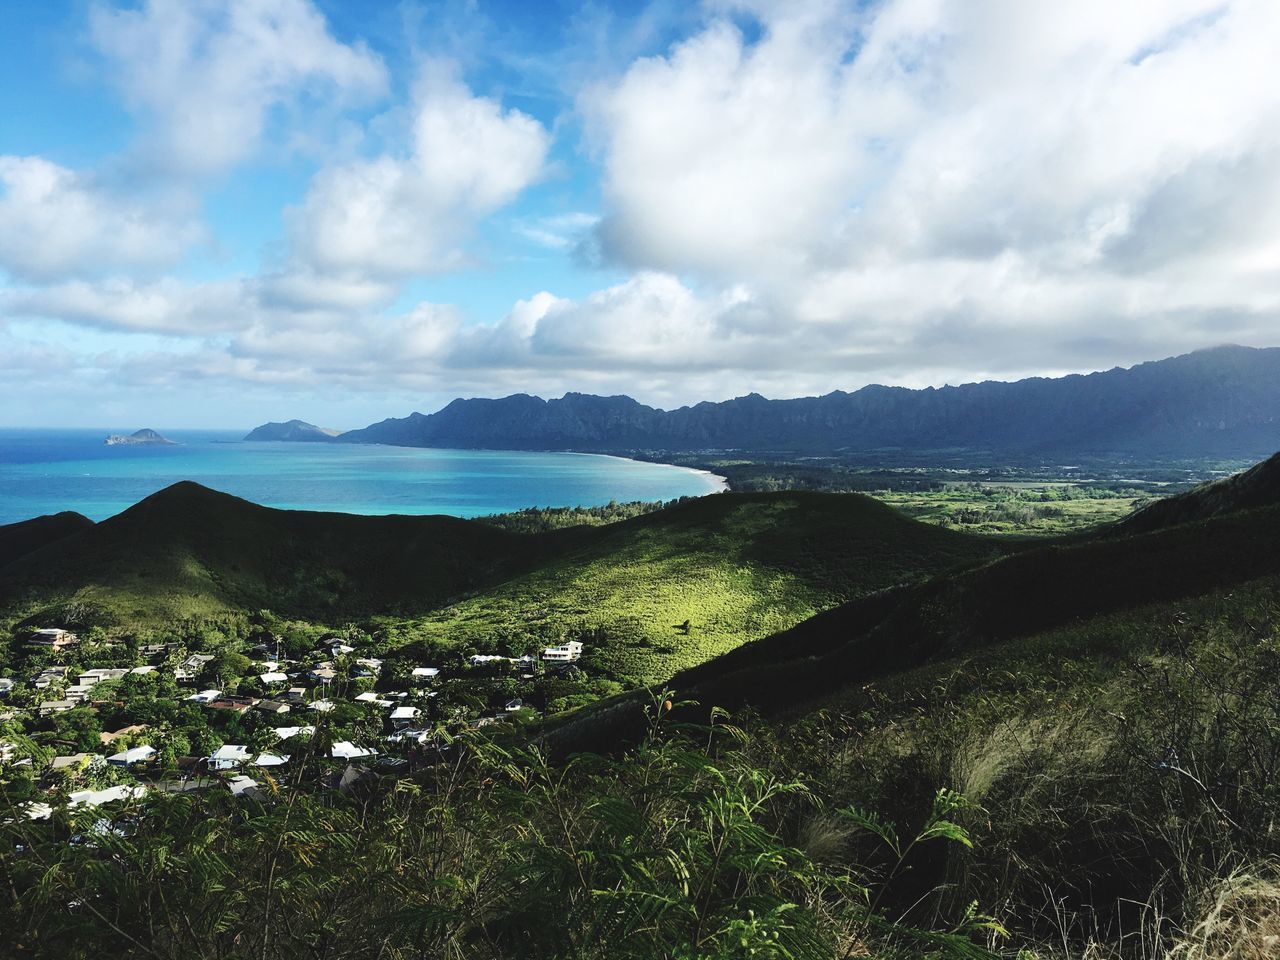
1;1;1278;428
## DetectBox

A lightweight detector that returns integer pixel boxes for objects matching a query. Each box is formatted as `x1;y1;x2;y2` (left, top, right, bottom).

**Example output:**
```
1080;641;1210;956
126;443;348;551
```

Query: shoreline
0;435;730;525
556;449;730;495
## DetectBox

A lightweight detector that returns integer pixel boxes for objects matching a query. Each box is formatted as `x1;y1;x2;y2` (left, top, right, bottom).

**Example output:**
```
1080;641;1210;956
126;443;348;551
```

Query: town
0;623;593;819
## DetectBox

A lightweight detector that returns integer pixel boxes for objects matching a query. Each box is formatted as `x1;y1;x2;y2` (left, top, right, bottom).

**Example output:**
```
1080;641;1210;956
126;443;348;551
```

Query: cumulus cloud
89;0;387;176
11;0;1280;415
5;277;249;335
579;0;1280;381
0;156;205;281
283;62;551;283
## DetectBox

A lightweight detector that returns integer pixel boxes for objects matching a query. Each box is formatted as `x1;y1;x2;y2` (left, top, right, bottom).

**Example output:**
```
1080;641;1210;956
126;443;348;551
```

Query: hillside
0;484;1002;681
1118;449;1280;534
397;491;1004;682
0;482;566;624
0;512;94;571
670;498;1280;714
281;345;1280;460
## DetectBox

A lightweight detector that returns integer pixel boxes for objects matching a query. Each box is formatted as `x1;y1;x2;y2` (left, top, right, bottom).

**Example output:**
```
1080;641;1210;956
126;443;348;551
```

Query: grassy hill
554;454;1280;952
1118;448;1280;534
0;484;1003;683
668;498;1280;714
393;491;1004;682
0;482;572;625
0;511;93;571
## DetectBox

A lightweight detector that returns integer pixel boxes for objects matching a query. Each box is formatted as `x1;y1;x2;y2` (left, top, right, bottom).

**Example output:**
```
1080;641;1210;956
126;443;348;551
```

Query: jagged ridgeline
251;345;1280;459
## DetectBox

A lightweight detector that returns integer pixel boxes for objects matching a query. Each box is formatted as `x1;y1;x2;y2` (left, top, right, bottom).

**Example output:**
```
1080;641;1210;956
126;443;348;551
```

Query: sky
1;0;1278;429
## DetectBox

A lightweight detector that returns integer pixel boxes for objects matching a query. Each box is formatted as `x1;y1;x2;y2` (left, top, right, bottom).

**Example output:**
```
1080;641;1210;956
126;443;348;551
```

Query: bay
0;429;725;525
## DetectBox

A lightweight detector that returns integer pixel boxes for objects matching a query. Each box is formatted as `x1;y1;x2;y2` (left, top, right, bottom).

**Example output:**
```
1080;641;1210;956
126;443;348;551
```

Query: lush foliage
0;699;998;960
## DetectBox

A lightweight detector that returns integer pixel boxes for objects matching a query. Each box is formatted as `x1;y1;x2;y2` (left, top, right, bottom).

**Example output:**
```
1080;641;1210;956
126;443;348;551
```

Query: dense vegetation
6;454;1280;957
0;486;1003;683
1;702;1002;959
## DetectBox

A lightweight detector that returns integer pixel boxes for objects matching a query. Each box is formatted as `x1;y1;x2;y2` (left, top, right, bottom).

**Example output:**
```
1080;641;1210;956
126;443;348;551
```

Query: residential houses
107;745;157;768
542;641;583;663
28;628;79;651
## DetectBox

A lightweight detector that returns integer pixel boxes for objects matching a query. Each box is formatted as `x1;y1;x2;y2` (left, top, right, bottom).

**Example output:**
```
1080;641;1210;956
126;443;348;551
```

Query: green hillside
670;499;1280;714
0;485;1003;684
0;511;93;571
1118;448;1280;534
580;458;1280;953
388;491;1004;683
0;482;571;625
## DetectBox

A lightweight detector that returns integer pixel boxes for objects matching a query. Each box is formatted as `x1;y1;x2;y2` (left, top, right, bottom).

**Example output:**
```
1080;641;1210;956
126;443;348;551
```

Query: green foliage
0;704;995;960
477;499;681;533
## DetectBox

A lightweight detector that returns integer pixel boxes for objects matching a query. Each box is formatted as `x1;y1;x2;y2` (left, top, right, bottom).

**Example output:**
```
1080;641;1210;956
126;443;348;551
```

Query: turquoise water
0;429;725;525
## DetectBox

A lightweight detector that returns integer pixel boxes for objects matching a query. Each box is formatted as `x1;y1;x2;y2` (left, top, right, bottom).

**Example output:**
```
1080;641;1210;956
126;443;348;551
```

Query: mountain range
248;345;1280;460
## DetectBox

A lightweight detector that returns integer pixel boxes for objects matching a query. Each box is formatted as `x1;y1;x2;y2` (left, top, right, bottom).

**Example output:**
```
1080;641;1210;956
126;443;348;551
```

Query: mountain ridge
250;345;1280;459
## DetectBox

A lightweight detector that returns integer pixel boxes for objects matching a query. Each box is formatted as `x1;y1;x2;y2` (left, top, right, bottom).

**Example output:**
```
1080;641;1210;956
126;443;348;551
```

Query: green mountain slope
672;499;1280;713
528;453;1280;947
399;491;1004;682
0;511;94;571
0;482;569;624
1118;448;1280;534
0;484;1003;682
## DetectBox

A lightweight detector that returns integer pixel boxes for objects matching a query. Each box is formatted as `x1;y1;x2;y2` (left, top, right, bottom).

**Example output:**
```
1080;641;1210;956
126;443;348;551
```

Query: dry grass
1167;867;1280;960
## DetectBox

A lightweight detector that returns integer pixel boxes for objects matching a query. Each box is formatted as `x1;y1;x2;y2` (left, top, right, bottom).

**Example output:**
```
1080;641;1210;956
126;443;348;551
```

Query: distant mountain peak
244;420;340;442
295;345;1280;460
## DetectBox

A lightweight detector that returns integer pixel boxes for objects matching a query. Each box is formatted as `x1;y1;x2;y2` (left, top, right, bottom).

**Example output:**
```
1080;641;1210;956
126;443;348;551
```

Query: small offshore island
104;428;175;446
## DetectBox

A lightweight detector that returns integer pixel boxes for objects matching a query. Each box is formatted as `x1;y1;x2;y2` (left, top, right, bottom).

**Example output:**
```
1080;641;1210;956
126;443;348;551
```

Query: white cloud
0;156;205;281
89;0;387;176
11;0;1280;416
284;63;551;282
579;0;1280;379
5;277;249;335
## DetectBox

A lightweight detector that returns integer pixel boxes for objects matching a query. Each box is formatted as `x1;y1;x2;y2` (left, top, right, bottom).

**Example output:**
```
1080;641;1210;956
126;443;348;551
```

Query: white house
468;654;514;667
185;689;222;704
309;699;336;713
542;641;583;663
259;671;289;685
411;666;440;680
32;666;66;689
68;785;146;808
107;745;157;767
254;752;289;768
389;706;420;729
270;725;315;741
331;741;377;760
0;678;14;697
28;628;79;650
355;691;393;707
208;744;253;771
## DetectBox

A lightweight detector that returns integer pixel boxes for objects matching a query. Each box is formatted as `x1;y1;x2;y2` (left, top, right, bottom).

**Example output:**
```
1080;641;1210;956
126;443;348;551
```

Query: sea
0;429;726;526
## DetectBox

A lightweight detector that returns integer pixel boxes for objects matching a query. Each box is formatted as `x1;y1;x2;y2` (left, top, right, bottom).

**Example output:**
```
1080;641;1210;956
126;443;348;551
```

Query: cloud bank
4;0;1280;423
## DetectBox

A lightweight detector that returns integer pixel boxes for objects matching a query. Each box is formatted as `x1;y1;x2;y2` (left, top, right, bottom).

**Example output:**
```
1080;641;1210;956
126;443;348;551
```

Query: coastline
0;432;730;525
291;434;734;496
557;449;730;495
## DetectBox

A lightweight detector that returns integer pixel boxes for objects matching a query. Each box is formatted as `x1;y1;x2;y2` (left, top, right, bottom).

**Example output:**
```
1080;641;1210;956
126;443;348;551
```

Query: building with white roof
107;745;157;767
208;745;253;771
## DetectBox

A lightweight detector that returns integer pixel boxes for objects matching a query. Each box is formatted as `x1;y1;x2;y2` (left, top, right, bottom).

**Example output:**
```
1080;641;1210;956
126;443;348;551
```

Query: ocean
0;429;726;526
